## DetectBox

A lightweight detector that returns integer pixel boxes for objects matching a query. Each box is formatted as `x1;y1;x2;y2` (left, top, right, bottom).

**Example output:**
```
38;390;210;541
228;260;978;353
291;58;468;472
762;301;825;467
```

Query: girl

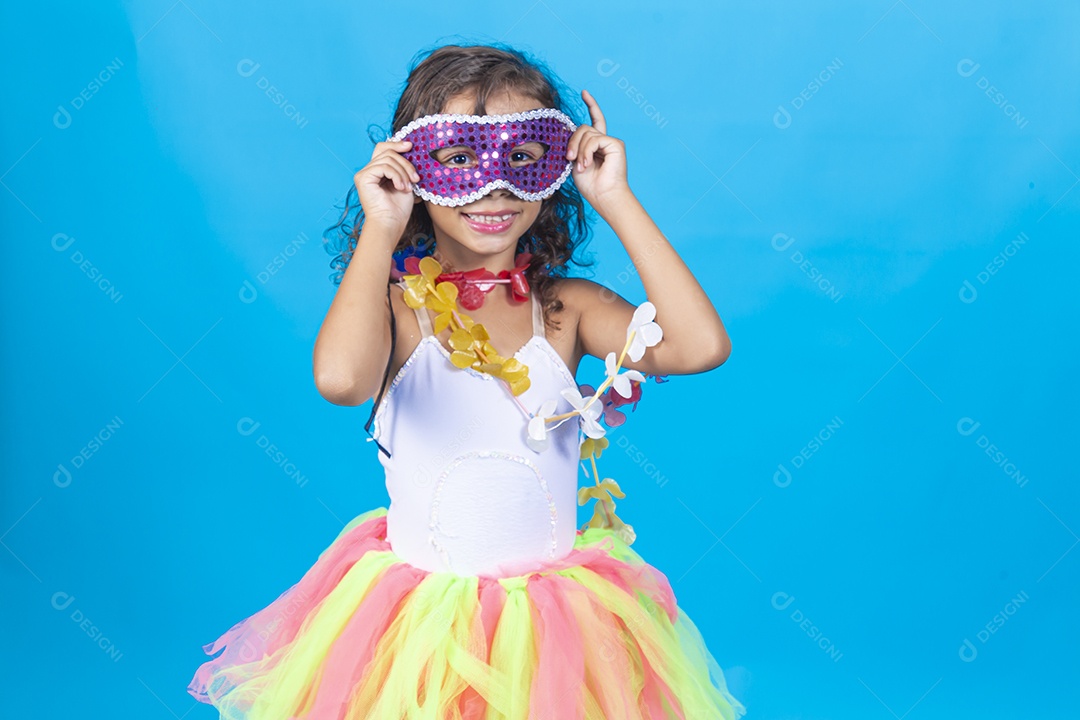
188;43;745;719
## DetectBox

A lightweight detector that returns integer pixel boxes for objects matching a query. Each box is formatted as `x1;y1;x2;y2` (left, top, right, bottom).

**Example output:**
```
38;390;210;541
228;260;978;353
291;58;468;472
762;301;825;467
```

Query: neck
430;231;521;274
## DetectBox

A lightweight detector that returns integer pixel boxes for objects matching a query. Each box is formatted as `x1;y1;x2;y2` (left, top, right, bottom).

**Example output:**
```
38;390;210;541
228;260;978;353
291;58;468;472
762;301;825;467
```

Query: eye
509;142;548;166
431;146;477;168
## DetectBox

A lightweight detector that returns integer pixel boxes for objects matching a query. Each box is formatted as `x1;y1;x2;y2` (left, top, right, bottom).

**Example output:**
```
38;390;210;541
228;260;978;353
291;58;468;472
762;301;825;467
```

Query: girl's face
423;89;546;266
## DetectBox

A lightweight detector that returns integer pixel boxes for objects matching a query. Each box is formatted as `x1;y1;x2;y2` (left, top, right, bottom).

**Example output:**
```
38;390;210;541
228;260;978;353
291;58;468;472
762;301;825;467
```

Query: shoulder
386;280;425;374
544;276;628;331
536;278;616;372
549;276;636;319
548;276;615;312
545;277;638;360
546;277;641;363
388;279;422;334
386;280;410;325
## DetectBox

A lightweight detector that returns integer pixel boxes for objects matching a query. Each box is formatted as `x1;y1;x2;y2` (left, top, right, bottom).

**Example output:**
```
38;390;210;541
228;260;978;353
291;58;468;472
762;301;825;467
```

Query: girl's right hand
353;140;421;235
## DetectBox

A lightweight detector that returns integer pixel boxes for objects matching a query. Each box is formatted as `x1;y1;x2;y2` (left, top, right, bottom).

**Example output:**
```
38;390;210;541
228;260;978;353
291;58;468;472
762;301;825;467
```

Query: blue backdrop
3;1;1077;718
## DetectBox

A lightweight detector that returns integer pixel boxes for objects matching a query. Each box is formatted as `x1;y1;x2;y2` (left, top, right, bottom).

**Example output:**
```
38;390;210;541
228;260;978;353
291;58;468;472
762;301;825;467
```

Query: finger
382;150;422;184
576;134;601;171
372;140;414;162
582;89;606;136
372;141;421;182
361;162;404;193
565;125;596;163
388;162;416;192
565;126;582;161
373;139;413;158
371;145;421;185
362;159;412;193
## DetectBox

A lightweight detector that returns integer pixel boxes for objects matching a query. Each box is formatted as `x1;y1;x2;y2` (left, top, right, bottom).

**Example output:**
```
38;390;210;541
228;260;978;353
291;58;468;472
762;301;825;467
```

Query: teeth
465;213;514;224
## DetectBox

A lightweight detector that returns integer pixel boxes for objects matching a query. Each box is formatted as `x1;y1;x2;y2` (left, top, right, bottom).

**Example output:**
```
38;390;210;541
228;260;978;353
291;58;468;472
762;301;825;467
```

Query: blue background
3;1;1077;718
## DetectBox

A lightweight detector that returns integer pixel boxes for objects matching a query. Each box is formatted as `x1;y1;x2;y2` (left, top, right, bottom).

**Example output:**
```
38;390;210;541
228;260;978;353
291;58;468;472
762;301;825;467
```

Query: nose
484;188;518;205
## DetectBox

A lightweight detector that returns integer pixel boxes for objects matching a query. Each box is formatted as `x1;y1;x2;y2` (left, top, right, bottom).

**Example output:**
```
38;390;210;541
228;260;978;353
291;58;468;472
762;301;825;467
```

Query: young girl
188;43;746;719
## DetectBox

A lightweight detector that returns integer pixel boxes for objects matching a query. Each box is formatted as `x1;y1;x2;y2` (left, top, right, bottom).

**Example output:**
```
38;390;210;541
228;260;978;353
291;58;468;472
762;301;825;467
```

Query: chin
455;234;521;258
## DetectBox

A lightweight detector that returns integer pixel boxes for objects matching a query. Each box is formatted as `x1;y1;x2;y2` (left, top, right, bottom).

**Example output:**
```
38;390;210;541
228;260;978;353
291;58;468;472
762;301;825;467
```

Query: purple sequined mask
388;108;577;207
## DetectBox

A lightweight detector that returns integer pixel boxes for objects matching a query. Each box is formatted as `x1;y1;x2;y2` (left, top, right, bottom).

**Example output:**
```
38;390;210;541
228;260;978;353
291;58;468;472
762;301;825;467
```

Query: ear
413;195;422;205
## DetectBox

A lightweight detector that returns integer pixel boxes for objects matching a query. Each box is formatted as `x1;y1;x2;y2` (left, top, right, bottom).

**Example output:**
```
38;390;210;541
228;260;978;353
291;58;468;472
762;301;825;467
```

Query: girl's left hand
567;89;631;213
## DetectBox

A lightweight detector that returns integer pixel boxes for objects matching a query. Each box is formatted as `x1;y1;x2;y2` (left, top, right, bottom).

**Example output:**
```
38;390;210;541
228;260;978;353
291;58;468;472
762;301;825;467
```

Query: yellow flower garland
579;437;636;545
401;256;531;396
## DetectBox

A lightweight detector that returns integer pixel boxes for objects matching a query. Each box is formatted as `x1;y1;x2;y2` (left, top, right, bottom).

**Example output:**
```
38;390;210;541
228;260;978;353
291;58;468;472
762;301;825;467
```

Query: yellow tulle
189;507;746;720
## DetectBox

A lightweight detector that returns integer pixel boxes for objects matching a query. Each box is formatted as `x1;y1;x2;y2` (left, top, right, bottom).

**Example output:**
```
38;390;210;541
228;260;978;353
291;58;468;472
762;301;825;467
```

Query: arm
567;192;731;376
313;139;421;405
312;222;398;406
563;89;730;376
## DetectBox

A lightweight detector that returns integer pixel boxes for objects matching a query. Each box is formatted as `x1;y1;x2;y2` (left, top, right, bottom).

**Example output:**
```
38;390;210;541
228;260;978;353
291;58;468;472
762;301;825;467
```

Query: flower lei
436;252;532;310
400;256;531;396
527;302;665;546
399;254;666;546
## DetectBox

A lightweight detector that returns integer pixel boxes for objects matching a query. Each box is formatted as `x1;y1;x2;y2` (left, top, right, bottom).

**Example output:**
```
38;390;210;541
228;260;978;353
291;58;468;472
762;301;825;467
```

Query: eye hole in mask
431;141;550;169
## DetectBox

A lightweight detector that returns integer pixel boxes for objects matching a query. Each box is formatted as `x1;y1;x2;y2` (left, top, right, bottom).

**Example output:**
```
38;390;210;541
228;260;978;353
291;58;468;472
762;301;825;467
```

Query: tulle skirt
187;507;746;719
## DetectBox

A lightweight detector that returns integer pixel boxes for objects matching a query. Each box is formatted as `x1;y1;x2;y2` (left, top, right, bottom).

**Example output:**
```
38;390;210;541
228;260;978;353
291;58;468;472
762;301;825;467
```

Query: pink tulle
189;510;743;719
188;516;397;700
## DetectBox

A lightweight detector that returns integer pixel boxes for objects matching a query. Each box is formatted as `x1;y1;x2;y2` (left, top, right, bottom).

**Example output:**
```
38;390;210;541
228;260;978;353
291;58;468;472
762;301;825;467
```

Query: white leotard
371;286;581;577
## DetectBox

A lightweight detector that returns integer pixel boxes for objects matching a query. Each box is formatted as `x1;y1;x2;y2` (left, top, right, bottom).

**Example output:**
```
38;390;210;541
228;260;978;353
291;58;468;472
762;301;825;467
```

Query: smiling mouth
461;212;519;225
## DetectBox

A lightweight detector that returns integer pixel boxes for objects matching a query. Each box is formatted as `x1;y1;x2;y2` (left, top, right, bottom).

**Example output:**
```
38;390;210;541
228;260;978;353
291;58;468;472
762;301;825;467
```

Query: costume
188;108;746;718
188;288;746;718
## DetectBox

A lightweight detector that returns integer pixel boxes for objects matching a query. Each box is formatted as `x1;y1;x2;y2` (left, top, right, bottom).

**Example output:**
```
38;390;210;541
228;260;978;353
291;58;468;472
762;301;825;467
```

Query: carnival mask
389;107;577;207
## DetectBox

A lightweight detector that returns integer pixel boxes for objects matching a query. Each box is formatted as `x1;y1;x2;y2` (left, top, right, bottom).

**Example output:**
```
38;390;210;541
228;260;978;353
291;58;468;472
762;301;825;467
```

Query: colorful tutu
188;507;746;719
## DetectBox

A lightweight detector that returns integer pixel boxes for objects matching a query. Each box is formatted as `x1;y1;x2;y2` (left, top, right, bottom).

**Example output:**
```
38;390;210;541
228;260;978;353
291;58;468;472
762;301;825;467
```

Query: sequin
429;450;559;564
388;108;576;208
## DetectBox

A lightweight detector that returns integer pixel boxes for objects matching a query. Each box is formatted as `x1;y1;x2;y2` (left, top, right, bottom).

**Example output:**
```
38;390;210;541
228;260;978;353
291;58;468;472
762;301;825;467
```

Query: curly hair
322;42;594;327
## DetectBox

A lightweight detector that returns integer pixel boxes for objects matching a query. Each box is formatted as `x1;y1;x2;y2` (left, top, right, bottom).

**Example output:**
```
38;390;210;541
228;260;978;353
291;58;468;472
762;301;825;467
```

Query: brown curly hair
322;42;594;327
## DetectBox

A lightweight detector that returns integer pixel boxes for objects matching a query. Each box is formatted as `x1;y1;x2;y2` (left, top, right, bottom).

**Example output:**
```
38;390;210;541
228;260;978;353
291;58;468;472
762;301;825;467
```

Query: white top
371;286;581;577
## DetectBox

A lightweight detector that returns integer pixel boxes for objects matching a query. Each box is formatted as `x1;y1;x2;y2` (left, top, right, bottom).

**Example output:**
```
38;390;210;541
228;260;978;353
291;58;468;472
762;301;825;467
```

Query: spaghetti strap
413;306;433;337
396;280;433;337
530;291;545;338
